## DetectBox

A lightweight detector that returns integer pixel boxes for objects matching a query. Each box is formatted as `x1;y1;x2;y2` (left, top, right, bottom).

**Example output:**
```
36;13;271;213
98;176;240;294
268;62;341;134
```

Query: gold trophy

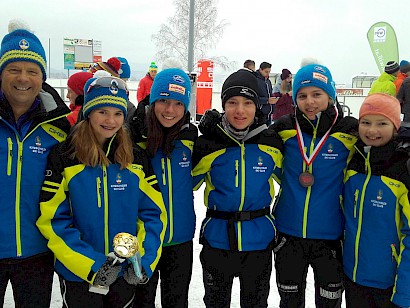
113;232;143;278
89;232;142;294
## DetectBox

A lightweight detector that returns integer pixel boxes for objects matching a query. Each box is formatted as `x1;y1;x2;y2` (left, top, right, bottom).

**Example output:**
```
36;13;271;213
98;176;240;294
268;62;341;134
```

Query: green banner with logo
367;22;399;73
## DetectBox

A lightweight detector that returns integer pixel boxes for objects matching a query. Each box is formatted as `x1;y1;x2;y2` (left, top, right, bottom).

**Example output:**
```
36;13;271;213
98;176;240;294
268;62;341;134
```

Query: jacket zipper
96;177;102;208
166;158;174;243
7;138;12;176
353;189;359;218
15;141;23;256
353;152;371;281
235;160;239;187
103;167;109;255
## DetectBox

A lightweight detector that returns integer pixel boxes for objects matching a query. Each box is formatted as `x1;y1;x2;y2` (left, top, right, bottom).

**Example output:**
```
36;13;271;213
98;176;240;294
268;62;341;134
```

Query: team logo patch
111;173;127;191
253;156;267;173
327;144;333;153
179;151;190;167
30;136;46;154
19;39;29;50
109;79;119;95
377;189;383;201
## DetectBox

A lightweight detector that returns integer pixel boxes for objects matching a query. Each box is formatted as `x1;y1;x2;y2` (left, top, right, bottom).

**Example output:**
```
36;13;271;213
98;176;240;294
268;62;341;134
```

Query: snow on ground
5;186;345;308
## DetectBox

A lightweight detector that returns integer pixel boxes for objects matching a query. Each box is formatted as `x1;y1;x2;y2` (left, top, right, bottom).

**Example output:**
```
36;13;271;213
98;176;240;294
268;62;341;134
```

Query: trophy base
89;284;109;295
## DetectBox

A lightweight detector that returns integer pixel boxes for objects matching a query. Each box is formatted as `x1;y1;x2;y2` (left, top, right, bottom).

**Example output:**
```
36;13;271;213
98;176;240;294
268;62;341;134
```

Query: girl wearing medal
270;64;358;308
36;76;166;307
343;93;410;308
192;69;283;307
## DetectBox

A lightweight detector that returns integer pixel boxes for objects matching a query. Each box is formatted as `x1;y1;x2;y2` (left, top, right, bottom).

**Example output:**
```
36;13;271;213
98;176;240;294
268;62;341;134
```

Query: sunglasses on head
86;77;129;95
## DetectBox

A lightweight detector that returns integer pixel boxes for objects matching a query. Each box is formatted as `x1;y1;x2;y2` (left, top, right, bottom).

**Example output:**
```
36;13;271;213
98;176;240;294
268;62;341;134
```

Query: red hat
359;93;401;130
67;71;94;95
89;57;121;77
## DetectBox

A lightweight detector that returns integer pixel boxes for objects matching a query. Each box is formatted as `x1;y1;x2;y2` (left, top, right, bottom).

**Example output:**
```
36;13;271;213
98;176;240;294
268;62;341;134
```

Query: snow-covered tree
152;0;235;70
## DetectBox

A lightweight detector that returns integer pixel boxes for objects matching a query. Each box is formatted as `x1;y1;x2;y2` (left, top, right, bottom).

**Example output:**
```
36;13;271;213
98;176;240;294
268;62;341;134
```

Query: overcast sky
1;0;409;85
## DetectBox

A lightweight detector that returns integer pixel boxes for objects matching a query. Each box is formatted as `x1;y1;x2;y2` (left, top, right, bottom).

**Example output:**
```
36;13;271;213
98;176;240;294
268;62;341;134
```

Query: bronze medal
299;172;314;187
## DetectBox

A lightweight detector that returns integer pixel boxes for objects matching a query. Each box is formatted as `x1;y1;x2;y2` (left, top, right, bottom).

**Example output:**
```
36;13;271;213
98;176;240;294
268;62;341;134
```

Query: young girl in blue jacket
128;68;198;308
343;93;410;308
192;69;283;307
270;64;358;308
37;76;166;307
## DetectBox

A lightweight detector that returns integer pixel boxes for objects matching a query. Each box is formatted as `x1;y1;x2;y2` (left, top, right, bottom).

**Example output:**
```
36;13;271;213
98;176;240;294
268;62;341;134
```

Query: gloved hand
93;256;122;287
123;263;149;285
199;109;221;134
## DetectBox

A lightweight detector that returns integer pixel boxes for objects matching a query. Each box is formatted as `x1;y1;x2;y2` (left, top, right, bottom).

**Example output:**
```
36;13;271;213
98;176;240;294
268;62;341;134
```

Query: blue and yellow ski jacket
0;84;70;259
36;136;166;283
128;101;198;246
343;140;410;307
192;110;283;251
271;105;358;240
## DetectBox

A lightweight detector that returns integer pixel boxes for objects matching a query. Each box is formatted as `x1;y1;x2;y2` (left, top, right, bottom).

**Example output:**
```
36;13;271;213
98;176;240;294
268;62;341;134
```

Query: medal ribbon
296;106;338;166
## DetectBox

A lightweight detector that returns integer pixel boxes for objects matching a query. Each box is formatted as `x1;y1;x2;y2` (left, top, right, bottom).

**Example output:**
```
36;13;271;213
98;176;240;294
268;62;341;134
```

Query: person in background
397;65;410;126
117;56;137;122
243;59;255;72
137;61;158;103
37;76;167;307
271;68;294;122
192;69;283;307
89;57;121;78
255;61;277;124
0;19;71;307
272;68;292;95
270;63;358;308
117;57;131;82
66;71;93;126
394;60;410;94
129;68;198;308
369;61;399;96
343;93;410;308
78;56;136;123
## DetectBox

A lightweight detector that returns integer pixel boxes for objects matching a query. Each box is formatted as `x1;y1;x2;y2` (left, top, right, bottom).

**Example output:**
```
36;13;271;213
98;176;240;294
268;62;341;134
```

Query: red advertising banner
196;59;214;115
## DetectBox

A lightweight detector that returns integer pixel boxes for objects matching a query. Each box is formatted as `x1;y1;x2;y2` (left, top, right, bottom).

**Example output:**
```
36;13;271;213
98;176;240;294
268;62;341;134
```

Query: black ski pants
0;252;54;308
274;233;343;308
200;241;272;308
134;240;193;308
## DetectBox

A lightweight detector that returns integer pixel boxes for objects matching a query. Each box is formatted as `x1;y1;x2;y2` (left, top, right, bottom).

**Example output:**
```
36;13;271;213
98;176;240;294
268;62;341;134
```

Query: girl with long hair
129;68;198;308
37;76;166;307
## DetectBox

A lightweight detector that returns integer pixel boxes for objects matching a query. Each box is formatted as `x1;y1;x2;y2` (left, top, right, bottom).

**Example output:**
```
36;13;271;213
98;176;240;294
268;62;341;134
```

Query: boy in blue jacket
192;69;283;307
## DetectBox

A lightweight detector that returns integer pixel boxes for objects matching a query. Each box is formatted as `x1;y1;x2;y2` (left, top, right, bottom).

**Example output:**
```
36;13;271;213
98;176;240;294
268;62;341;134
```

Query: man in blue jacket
255;61;277;124
0;20;71;307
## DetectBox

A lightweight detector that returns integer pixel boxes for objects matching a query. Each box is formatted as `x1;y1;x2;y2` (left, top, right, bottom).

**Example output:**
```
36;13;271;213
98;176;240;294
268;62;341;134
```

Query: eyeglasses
86;76;129;95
